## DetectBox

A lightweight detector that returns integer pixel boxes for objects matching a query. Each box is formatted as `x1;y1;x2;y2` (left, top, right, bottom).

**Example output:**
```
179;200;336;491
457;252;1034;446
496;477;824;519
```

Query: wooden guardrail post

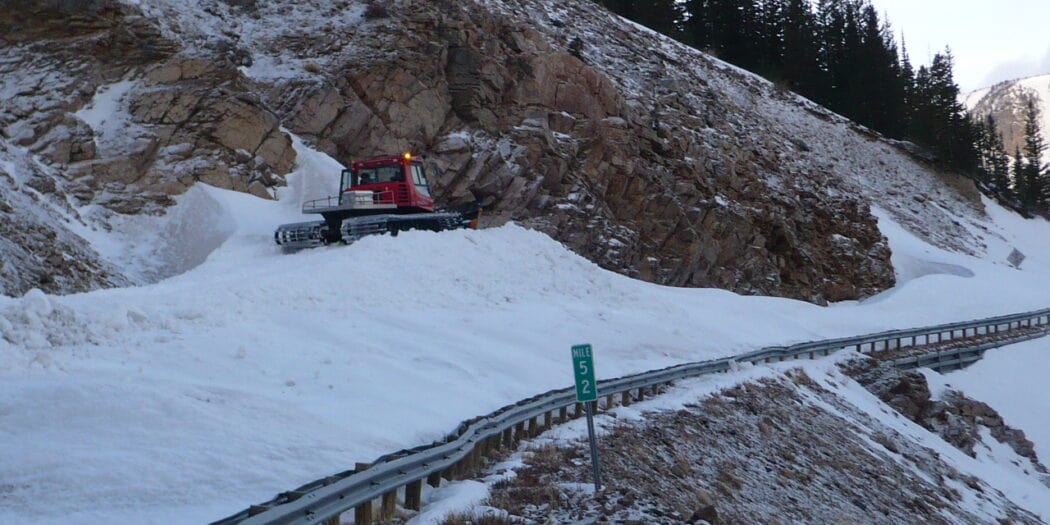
543;410;552;429
354;463;373;525
621;391;632;406
510;417;522;443
637;387;645;401
405;479;422;511
574;402;584;418
502;427;513;448
355;499;373;525
466;447;480;476
427;470;441;488
380;490;396;522
559;406;568;423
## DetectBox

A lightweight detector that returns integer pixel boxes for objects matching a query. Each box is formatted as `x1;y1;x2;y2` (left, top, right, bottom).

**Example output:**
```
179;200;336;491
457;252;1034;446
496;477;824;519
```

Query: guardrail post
381;490;397;521
502;427;513;448
355;500;373;525
353;463;374;525
621;391;632;406
427;470;441;488
528;417;540;438
637;387;645;401
544;411;552;429
605;394;616;410
405;479;422;511
514;421;526;443
559;406;568;423
574;402;584;418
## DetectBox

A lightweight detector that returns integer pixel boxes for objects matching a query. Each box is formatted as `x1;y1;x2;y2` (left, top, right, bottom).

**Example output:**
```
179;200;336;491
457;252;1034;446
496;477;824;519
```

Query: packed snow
2;132;1050;523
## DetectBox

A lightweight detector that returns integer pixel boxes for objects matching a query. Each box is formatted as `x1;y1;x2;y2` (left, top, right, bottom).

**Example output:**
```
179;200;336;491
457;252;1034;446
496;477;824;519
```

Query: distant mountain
964;74;1050;164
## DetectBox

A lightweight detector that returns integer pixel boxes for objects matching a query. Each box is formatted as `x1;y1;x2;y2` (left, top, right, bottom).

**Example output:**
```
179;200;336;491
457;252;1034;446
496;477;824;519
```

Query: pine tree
781;0;822;97
598;0;685;39
1020;98;1048;212
982;115;1013;197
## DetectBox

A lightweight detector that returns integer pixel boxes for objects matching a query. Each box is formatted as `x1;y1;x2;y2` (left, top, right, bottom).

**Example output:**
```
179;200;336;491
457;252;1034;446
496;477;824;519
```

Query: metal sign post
571;344;602;492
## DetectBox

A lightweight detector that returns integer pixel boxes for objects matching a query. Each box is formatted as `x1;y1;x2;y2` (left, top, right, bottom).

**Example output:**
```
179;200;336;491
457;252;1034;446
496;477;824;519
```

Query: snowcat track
273;220;329;251
340;212;467;244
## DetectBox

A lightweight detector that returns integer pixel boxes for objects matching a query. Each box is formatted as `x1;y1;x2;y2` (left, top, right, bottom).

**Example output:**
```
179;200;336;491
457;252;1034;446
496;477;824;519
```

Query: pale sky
867;0;1050;92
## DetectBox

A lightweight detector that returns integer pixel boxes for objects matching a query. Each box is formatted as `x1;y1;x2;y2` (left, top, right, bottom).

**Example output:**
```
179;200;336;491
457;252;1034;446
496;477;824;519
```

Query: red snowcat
274;153;479;250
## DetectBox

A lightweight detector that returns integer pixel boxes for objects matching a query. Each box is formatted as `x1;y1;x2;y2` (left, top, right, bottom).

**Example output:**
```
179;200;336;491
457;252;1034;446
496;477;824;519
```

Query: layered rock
259;0;902;303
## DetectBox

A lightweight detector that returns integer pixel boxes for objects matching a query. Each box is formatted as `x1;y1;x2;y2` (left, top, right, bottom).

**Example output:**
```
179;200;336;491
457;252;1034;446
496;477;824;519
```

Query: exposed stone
845;357;1047;470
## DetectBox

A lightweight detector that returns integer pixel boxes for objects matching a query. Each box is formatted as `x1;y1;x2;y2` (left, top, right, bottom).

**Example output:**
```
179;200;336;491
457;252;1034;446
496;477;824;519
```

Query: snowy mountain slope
488;0;989;256
3;0;1008;303
3;138;1050;524
965;73;1050;165
3;0;1050;523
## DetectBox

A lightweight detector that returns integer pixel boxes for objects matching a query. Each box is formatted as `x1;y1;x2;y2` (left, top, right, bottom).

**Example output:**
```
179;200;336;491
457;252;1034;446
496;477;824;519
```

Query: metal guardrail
214;307;1050;525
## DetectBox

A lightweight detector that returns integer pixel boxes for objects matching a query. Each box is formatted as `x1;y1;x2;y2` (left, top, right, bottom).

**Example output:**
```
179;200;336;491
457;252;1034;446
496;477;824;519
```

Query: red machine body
343;155;435;212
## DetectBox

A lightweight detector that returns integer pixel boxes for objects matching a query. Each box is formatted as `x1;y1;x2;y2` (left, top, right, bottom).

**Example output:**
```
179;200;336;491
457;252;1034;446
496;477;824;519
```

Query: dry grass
440;511;517;525
485;444;572;515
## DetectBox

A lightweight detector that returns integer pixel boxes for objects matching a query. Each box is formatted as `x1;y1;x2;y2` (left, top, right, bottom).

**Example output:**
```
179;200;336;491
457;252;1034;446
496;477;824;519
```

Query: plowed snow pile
2;142;1050;524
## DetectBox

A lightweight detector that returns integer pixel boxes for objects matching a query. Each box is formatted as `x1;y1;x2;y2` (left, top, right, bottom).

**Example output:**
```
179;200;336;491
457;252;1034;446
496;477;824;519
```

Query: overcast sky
867;0;1050;92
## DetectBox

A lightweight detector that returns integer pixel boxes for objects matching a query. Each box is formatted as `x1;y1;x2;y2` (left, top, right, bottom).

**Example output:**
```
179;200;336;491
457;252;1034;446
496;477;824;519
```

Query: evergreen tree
781;0;822;97
980;115;1013;196
599;0;685;38
1019;98;1048;212
898;38;915;137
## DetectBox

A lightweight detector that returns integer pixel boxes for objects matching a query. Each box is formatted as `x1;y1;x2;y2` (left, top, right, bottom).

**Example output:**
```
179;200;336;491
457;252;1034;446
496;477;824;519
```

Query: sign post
571;344;602;491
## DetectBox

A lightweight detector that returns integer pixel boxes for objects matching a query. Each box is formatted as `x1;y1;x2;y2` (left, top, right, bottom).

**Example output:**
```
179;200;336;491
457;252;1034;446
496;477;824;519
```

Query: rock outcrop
846;357;1045;469
259;0;900;303
482;370;1041;524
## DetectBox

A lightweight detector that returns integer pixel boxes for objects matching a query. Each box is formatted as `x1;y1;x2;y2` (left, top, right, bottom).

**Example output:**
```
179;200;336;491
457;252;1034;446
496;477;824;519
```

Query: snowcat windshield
356;165;404;186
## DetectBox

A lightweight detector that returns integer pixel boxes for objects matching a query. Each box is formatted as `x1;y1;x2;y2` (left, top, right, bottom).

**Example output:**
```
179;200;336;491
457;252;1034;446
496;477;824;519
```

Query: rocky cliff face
0;0;989;301
965;73;1050;165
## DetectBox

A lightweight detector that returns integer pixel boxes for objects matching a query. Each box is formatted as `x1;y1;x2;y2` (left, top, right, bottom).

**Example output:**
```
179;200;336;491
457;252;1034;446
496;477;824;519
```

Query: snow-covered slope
965;73;1050;165
2;138;1050;523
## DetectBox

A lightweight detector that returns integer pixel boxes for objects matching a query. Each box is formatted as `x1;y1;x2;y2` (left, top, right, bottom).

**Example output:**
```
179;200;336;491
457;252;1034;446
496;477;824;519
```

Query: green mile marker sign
571;343;603;491
572;344;597;402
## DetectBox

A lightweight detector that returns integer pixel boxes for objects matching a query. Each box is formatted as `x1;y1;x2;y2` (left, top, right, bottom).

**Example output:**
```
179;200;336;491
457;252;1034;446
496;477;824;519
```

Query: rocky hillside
1;0;990;302
477;358;1048;524
965;73;1050;165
